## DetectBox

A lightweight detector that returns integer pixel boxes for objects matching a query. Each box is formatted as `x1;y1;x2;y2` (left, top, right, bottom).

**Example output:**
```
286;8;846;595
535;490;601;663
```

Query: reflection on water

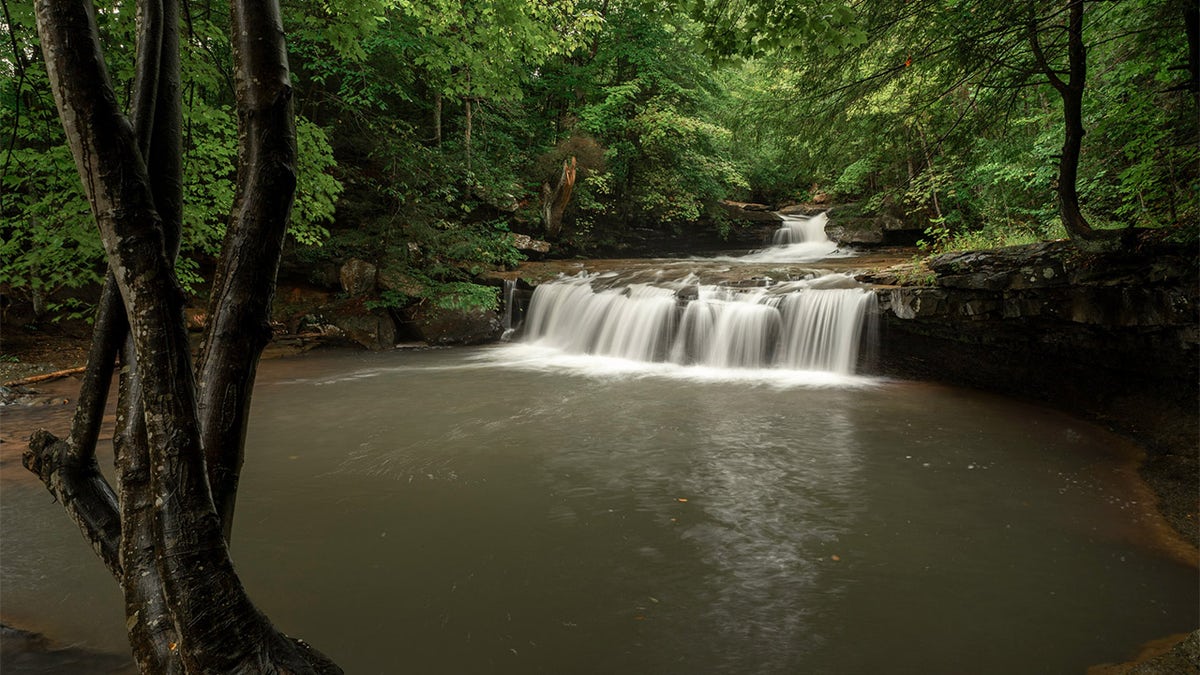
1;347;1195;674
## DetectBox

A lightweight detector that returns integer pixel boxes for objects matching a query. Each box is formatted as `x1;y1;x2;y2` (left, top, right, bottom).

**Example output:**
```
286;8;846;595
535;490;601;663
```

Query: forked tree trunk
26;0;340;671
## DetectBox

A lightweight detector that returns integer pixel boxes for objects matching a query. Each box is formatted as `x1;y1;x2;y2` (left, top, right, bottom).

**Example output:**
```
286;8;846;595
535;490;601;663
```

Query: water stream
1;219;1195;673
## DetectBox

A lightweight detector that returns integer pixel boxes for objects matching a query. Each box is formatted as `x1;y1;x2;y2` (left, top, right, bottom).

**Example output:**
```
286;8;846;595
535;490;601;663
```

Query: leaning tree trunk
541;156;577;239
27;0;340;671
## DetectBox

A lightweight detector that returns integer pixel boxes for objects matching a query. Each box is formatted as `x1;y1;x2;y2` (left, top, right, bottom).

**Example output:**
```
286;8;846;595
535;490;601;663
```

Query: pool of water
1;346;1195;673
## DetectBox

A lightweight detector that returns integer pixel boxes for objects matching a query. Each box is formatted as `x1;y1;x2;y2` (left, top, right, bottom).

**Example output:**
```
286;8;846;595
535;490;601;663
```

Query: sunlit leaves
689;0;866;59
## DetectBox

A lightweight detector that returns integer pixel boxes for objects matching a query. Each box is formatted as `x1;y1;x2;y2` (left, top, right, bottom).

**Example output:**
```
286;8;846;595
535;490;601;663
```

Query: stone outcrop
292;296;397;351
509;233;552;260
777;204;828;217
404;305;501;345
718;200;784;224
868;241;1198;544
825;212;922;246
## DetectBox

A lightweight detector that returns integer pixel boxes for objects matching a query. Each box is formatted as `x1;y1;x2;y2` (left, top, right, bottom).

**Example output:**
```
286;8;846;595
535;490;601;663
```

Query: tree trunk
1030;0;1098;243
464;96;473;174
196;0;298;542
28;0;340;671
541;156;577;239
432;90;442;146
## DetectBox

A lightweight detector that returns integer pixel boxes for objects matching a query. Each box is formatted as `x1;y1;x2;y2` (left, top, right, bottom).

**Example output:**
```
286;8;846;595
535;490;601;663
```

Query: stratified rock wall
872;241;1198;542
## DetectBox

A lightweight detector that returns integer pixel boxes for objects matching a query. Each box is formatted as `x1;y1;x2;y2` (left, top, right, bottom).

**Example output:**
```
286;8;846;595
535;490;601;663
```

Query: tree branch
196;0;298;542
22;430;122;578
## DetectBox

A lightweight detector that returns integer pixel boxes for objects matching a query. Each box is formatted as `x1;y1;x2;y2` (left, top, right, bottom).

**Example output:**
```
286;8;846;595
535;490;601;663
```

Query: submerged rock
0;624;131;674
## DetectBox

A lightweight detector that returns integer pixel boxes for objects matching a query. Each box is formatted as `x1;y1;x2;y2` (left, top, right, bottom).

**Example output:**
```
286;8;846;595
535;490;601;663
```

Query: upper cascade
521;273;877;375
733;212;848;263
774;212;832;245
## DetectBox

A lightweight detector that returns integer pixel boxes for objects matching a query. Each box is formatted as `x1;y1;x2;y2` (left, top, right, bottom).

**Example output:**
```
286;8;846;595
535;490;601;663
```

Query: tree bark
196;0;298;542
541;156;577;239
433;90;442;146
120;2;185;668
31;0;340;671
1030;0;1098;243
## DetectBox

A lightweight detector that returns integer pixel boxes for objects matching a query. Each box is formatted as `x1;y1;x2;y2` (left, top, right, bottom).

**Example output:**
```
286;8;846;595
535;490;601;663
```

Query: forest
3;0;1196;321
1;1;1198;673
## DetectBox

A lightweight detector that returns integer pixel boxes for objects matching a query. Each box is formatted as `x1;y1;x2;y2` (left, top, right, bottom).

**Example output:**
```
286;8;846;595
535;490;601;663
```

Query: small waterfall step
521;273;877;375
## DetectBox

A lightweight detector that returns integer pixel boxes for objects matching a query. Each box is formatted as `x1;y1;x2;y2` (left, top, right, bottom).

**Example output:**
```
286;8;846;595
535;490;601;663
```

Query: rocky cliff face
867;241;1198;543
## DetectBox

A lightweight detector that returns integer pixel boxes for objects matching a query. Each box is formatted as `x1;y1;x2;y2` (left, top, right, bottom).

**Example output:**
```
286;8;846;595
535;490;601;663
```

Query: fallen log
3;366;87;388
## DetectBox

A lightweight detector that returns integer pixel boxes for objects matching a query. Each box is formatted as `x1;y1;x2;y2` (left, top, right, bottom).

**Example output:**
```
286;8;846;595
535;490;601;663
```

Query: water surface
1;347;1194;673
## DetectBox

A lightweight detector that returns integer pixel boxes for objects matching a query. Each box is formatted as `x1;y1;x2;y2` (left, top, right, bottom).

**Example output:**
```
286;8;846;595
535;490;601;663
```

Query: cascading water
773;212;831;245
735;212;847;263
521;273;877;375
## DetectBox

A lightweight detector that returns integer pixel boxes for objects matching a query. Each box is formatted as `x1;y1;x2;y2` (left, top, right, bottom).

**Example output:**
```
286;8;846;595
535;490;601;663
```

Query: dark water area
1;347;1196;674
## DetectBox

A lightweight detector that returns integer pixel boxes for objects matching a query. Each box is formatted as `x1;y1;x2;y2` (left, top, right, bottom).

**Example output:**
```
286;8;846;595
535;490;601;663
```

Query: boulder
407;305;501;345
778;204;829;217
320;297;397;351
718;200;783;224
377;267;425;298
826;214;920;246
336;312;396;351
510;233;552;259
339;259;377;296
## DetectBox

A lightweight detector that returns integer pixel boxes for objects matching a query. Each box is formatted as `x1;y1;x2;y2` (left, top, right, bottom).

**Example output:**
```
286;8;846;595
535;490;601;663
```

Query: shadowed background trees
5;0;1195;326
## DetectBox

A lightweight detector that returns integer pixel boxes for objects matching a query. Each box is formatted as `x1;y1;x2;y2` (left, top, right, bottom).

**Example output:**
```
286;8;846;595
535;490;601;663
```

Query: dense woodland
2;0;1196;321
2;2;1197;672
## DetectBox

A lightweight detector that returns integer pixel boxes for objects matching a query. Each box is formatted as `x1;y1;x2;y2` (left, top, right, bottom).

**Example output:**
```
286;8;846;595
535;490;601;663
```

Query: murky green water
1;347;1195;673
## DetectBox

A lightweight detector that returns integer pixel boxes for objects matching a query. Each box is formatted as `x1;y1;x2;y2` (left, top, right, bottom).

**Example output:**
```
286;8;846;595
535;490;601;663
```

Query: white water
521;273;877;376
732;212;849;263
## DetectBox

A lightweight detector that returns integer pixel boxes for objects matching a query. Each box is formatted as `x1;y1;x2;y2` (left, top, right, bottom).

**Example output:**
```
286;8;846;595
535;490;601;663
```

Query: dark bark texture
26;0;341;672
1029;1;1102;245
197;0;297;541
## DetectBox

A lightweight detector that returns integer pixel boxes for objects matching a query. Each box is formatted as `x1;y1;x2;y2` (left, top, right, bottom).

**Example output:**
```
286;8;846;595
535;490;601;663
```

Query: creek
1;215;1195;673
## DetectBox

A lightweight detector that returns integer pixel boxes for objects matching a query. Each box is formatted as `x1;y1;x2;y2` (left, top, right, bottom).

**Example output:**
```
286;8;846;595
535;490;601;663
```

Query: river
1;345;1196;673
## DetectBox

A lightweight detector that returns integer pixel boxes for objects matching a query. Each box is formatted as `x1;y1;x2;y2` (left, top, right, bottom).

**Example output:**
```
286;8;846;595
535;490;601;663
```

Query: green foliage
1;1;342;315
689;0;867;59
831;157;876;198
564;3;748;229
717;0;1197;251
6;0;1193;330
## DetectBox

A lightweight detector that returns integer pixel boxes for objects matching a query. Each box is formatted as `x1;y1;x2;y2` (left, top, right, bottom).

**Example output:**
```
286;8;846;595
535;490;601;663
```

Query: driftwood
3;366;87;388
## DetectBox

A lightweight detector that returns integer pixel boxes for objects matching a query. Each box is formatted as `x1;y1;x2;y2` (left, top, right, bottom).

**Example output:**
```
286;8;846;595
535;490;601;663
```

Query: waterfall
773;212;832;245
522;274;877;375
735;212;845;263
501;279;518;340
